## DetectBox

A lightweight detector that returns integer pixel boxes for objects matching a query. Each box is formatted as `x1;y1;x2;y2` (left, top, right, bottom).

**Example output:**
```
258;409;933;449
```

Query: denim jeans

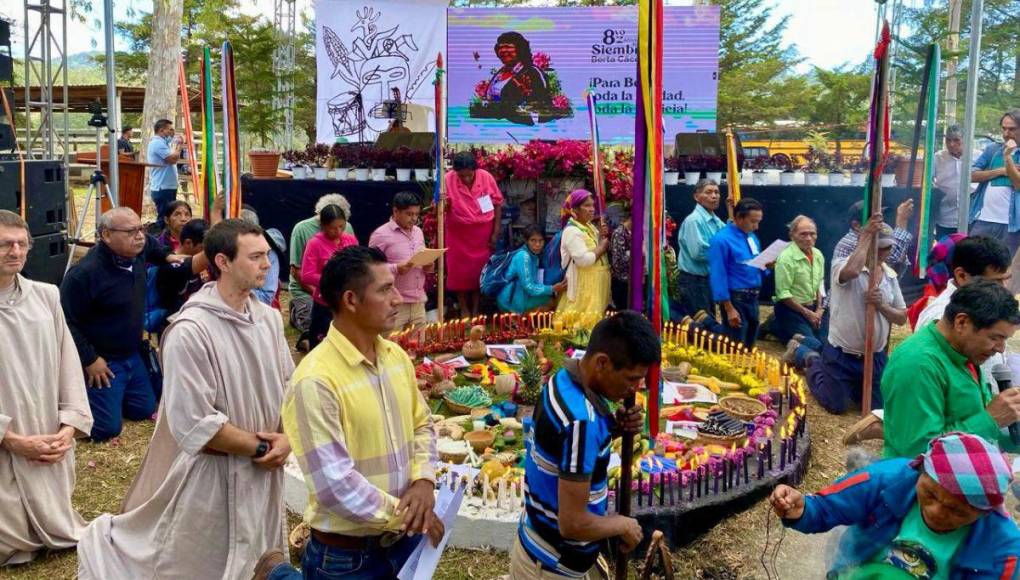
799;339;886;414
773;301;829;345
86;351;158;442
267;534;419;580
677;271;714;318
151;188;178;230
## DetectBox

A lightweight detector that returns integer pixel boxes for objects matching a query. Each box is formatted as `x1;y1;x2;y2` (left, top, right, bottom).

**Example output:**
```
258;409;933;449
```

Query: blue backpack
479;251;518;298
541;230;567;285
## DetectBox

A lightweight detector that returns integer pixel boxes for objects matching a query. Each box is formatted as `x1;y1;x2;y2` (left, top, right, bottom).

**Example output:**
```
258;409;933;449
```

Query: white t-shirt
978;185;1013;224
828;258;906;355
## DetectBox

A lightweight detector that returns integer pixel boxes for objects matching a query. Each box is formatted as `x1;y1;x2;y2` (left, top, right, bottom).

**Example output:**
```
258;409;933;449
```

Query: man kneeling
513;311;659;578
770;432;1020;579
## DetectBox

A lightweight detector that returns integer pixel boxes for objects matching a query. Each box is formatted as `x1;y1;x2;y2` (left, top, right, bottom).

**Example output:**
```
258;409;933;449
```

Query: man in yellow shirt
257;246;440;580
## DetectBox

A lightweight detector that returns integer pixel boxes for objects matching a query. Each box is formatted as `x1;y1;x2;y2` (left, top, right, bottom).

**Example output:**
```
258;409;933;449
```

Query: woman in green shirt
773;215;827;345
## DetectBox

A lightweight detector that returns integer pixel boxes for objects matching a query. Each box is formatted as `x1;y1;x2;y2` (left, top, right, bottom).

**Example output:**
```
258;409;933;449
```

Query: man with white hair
288;194;354;347
0;210;93;566
60;207;177;441
932;125;966;240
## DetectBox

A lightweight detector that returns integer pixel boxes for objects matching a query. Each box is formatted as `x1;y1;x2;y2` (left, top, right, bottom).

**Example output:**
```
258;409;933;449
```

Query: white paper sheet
743;239;789;270
397;479;468;580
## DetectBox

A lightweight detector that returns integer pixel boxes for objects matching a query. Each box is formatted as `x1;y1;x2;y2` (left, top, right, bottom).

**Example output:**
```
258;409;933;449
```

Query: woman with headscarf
444;151;504;317
556;189;611;314
481;32;556;126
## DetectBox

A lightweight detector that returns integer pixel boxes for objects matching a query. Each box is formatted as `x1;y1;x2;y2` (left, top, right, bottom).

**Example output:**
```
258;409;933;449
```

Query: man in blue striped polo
512;311;660;578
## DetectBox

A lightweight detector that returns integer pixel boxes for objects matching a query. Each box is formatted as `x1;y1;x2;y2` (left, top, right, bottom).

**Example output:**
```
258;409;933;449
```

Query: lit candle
779;426;788;471
743;452;749;485
757;444;764;479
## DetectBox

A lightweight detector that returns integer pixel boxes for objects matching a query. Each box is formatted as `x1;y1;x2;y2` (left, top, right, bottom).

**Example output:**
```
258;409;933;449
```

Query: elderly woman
772;215;827;345
444;151;504;317
557;189;611;315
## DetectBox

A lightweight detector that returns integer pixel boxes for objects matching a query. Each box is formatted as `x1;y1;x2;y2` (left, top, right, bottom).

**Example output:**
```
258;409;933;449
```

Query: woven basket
719;396;767;421
444;397;486;416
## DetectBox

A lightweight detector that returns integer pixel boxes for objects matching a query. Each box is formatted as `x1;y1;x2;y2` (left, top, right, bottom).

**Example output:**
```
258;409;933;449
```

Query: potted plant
704;154;725;183
390;147;416;182
778;154;798;185
802;147;830;186
248;148;281;179
352;145;372;181
827;153;846;186
849;156;868;186
745;156;769;186
882;154;900;187
681;154;703;185
282;149;307;179
411;149;434;182
304;143;331;180
370;148;392;181
664;156;681;186
330;144;353;180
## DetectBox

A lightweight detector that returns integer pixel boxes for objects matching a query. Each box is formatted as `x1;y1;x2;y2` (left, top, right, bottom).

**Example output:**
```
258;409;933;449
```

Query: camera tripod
65;103;117;272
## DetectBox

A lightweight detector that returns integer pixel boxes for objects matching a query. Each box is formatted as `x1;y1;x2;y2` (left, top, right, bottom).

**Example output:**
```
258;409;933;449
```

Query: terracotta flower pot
248;150;280;179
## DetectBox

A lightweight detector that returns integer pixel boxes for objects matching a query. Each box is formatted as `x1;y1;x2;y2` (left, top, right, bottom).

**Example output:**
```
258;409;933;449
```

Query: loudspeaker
0;20;10;46
0;124;12;150
375;131;436;151
0;160;67;236
0;54;11;83
21;232;66;286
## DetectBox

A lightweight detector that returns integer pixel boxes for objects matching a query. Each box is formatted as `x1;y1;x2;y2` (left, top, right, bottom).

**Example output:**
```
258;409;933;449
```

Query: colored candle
766;439;773;472
743;453;749;485
757;446;764;479
713;467;719;495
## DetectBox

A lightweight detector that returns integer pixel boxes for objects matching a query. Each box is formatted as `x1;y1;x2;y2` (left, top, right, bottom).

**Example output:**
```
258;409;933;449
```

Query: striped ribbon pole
915;44;941;276
221;41;241;218
434;53;446;324
177;57;201;200
200;47;218;221
586;90;606;217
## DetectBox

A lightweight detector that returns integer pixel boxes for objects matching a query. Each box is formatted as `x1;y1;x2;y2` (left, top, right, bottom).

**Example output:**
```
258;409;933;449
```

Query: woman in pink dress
300;204;358;347
444;152;504;317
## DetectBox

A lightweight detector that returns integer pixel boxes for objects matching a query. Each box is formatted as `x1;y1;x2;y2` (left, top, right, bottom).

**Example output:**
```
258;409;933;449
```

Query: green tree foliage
898;0;1020;137
806;65;871;151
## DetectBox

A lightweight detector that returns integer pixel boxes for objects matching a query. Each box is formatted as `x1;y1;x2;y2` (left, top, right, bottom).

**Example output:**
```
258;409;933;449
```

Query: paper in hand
744;240;789;270
408;248;446;268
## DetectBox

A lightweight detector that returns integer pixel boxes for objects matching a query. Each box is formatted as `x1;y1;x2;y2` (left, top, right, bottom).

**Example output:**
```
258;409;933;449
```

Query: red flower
474;80;491;99
533;52;551;70
551;95;570;110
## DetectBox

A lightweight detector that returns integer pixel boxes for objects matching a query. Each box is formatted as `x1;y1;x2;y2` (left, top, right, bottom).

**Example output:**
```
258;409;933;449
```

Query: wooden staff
435;53;446;323
861;27;891;416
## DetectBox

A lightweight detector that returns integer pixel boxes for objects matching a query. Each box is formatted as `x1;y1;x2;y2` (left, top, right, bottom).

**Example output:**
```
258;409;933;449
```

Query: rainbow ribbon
862;23;892;223
221;41;241;218
915;43;941;277
199;47;218;220
177;57;201;203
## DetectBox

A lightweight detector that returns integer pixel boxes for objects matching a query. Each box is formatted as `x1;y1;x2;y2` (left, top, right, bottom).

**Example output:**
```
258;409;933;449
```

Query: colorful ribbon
221;41;241;218
177;57;201;203
915;43;941;277
199;47;218;221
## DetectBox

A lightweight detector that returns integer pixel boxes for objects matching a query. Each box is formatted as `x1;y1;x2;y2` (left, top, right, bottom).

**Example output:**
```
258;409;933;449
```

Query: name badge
477;194;495;214
747;237;760;255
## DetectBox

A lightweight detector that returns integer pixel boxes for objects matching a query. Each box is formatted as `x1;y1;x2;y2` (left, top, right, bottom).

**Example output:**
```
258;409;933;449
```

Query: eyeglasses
107;226;147;236
0;240;33;253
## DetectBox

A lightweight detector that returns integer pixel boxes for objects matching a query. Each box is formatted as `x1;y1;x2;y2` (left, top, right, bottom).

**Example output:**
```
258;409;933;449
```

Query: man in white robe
77;219;295;580
0;210;94;566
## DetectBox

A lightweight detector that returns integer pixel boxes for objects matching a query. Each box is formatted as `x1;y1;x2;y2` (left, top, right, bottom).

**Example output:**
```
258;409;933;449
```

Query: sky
1;0;880;72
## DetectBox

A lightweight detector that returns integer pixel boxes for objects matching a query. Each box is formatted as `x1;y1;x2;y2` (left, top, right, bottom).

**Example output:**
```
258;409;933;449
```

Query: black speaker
0;20;10;46
0;124;12;150
22;231;66;285
0;160;67;236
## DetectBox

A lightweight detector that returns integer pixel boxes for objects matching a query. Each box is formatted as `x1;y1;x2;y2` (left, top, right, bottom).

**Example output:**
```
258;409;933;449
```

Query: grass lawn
0;297;906;579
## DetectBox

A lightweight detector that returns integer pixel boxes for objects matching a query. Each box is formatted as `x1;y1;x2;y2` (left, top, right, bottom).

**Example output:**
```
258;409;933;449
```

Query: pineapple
516;349;544;406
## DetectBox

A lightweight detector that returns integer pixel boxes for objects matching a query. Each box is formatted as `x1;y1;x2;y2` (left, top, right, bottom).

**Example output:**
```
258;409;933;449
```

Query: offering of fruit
515;349;544;406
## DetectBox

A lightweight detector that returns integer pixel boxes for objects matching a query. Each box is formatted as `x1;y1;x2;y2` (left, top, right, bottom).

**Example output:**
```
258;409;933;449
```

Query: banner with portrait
447;6;720;144
315;0;446;143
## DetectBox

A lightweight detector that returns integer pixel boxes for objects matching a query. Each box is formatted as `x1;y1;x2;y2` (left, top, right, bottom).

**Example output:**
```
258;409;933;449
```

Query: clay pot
463;340;487;361
248;150;281;178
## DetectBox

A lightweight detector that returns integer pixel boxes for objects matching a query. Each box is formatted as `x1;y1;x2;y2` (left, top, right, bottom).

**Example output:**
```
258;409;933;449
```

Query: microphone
991;363;1020;446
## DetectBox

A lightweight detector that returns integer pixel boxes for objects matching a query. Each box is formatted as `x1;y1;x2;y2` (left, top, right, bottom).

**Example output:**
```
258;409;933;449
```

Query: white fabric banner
315;0;446;143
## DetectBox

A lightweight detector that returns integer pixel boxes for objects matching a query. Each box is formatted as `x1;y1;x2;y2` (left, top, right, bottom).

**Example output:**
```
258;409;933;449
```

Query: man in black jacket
60;207;176;441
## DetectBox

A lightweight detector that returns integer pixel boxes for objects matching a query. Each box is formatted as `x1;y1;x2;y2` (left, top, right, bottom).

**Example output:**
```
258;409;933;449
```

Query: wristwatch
253;439;270;459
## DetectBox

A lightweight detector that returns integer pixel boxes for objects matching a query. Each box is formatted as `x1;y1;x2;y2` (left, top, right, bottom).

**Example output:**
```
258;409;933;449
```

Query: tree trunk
139;0;185;215
944;0;963;127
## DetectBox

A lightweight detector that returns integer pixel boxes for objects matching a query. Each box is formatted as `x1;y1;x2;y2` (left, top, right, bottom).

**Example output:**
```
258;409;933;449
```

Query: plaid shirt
282;325;436;536
832;227;913;271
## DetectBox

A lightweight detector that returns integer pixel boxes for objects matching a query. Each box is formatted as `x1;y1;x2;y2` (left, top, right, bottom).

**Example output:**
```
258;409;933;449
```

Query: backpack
479;250;518;298
144;265;169;333
542;230;568;285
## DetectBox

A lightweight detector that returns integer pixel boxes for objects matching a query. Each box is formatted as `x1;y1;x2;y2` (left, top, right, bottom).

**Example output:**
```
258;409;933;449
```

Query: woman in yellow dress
557;189;611;314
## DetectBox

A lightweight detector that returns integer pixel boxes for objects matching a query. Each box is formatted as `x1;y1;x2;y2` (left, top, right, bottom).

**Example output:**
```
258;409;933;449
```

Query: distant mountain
67;51;102;68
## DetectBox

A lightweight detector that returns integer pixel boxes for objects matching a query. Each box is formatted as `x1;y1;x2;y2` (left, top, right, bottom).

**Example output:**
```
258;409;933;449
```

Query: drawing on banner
469;32;574;126
321;6;435;141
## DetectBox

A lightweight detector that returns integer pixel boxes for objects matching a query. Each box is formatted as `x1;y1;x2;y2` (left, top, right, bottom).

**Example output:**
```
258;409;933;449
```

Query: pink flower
533;52;551;70
474;80;490;99
551;95;570;110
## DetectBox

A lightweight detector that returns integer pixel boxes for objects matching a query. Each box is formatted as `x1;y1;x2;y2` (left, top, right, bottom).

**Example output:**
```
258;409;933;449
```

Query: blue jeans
773;301;829;345
267;534;420;580
970;220;1020;259
723;289;760;348
151;188;178;230
799;339;885;414
677;271;714;318
86;351;157;442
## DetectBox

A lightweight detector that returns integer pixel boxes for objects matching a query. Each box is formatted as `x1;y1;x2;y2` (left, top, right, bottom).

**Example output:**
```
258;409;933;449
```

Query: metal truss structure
273;0;296;149
22;0;69;169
